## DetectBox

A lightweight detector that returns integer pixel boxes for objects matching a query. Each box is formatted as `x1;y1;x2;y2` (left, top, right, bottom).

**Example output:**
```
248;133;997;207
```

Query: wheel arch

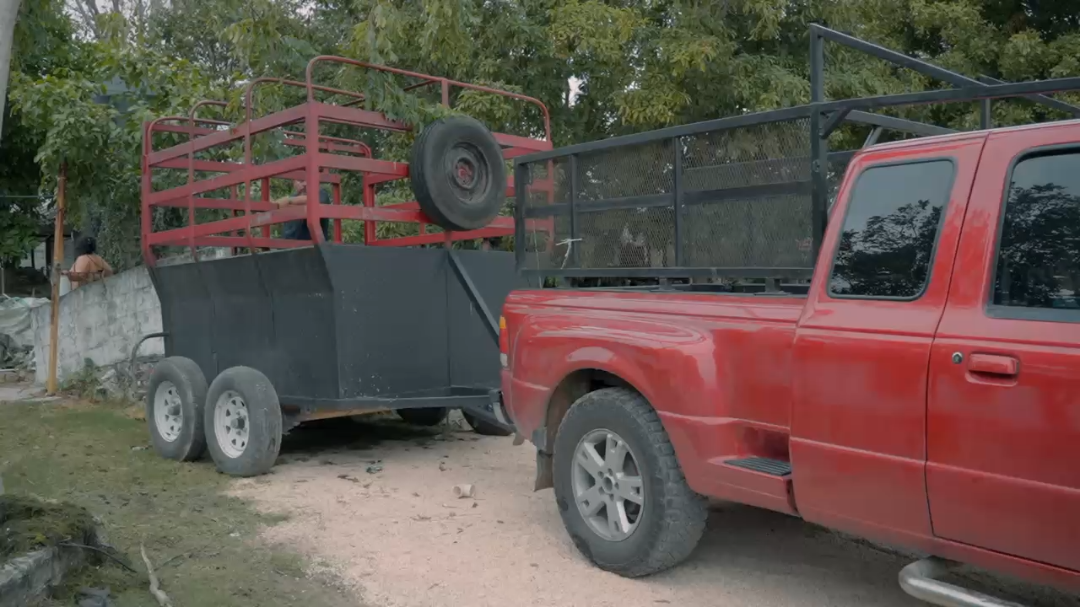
534;367;652;490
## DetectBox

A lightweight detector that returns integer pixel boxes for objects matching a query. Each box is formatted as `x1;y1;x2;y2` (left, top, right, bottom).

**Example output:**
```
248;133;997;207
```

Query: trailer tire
204;366;282;477
146;357;208;462
396;407;449;427
462;411;512;437
410;116;505;231
552;388;707;578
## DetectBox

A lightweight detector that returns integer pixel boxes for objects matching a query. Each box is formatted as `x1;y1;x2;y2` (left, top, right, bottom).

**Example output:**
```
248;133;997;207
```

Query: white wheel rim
153;381;184;442
214;390;250;458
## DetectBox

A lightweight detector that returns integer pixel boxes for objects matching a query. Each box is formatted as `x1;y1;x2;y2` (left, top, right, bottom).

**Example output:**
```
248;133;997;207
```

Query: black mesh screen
518;116;828;276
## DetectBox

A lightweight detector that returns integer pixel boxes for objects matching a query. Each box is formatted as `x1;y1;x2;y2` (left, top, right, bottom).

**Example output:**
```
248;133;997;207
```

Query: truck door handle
967;353;1019;377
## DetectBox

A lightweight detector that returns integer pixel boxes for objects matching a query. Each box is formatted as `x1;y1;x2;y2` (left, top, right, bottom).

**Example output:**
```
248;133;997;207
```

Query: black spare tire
410;116;506;231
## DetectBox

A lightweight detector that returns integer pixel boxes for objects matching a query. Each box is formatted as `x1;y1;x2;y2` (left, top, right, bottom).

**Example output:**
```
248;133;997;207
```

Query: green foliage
3;0;1080;270
9;31;224;267
0;196;40;265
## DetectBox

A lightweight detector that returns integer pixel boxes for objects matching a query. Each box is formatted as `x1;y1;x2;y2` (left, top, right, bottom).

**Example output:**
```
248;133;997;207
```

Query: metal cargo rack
512;24;1080;283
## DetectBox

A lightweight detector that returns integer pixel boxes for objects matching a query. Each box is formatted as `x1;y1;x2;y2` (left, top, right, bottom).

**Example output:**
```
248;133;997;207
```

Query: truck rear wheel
204;366;283;477
409;116;505;231
396;407;449;427
146;357;208;462
552;388;707;577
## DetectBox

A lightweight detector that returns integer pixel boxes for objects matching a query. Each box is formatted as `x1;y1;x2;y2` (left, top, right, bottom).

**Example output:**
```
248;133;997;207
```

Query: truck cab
796;122;1080;584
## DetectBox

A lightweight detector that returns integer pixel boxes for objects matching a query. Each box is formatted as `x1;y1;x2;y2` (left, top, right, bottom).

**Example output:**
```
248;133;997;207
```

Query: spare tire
410;116;506;231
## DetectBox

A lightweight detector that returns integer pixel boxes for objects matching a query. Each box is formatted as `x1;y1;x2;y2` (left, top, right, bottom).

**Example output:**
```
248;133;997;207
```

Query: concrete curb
0;529;106;606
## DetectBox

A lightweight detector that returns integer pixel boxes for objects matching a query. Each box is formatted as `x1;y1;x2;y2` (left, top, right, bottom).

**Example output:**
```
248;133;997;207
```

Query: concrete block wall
29;248;233;385
30;266;164;385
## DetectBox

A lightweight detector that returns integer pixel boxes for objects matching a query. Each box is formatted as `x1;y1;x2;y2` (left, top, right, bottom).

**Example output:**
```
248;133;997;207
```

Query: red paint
141;59;554;265
502;122;1080;592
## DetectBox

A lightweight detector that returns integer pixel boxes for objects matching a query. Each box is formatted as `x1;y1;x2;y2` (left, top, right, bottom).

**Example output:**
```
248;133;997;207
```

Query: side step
724;457;792;476
899;558;1026;607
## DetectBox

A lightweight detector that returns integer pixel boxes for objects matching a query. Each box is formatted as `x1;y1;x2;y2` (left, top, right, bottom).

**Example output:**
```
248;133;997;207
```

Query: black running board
724;457;792;476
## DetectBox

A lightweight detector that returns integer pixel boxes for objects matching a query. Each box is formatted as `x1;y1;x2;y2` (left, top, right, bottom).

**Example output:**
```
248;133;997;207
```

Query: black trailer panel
152;244;524;419
325;245;452;400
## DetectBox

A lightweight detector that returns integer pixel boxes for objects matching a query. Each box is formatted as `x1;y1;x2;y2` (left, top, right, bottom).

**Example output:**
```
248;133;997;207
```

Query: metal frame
141;58;557;266
514;23;1080;281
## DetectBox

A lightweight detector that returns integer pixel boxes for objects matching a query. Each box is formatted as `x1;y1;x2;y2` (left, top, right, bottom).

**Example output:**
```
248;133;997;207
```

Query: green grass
0;398;359;607
0;495;98;557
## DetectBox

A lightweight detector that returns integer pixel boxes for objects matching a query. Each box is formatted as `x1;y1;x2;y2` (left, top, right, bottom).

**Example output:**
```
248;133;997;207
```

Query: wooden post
46;163;66;395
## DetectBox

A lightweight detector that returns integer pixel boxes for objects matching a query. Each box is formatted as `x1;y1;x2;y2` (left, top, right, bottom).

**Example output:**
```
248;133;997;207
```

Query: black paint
152;244;523;416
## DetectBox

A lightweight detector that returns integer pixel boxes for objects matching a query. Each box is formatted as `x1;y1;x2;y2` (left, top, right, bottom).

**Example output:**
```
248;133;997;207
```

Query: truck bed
502;287;806;512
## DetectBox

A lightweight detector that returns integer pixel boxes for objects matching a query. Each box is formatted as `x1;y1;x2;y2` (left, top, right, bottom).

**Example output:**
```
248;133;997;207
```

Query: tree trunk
0;0;23;143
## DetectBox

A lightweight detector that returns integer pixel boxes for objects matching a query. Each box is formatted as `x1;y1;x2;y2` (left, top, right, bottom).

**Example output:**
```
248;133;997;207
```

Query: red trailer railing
141;58;555;266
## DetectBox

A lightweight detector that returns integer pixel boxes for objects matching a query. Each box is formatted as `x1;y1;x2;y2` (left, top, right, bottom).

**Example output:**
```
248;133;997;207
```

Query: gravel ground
231;414;1078;607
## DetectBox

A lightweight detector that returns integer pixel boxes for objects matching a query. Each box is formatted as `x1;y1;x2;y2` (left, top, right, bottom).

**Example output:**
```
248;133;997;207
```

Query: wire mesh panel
680;119;812;269
516;114;819;278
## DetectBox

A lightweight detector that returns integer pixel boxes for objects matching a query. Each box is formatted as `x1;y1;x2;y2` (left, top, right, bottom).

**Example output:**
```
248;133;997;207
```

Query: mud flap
535;450;554;491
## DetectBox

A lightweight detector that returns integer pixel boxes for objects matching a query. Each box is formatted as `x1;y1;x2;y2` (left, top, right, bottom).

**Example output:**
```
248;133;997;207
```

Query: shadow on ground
277;414;481;462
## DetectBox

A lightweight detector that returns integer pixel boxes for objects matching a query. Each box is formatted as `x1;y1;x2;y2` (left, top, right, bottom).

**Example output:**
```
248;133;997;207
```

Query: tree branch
140;543;174;607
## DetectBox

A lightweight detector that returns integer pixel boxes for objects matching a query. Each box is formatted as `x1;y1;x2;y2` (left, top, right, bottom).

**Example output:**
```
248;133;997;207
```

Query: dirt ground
233;414;1079;607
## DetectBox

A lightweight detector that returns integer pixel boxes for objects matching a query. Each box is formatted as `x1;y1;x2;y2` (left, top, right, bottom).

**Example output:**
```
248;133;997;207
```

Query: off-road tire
396;407;449;427
204;366;283;477
409;116;505;231
146;357;208;461
462;410;512;437
553;388;707;577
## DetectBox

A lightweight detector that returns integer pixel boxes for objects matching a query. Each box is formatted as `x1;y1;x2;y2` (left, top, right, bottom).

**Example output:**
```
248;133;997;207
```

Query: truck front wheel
552;388;707;577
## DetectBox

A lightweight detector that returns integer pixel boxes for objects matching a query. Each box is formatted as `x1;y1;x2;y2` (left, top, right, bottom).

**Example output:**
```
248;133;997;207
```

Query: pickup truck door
927;124;1080;571
791;137;985;545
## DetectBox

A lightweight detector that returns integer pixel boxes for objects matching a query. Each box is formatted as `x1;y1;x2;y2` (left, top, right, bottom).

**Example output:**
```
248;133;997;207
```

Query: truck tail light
498;315;509;367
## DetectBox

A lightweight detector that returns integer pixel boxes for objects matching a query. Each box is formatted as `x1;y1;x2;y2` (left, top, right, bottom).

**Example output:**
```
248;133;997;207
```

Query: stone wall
30;266;163;385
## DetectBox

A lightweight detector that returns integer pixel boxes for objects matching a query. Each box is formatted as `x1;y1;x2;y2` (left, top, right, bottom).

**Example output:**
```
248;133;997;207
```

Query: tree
4;0;1080;272
7;8;224;267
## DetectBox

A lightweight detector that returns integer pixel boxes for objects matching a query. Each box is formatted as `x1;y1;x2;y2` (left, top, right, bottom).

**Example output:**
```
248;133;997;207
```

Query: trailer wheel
204;367;282;477
396;407;449;427
410;116;506;231
146;357;208;461
462;411;512;437
552;388;707;578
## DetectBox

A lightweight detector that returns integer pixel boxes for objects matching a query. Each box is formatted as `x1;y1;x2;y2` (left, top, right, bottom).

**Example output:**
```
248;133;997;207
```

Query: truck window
992;150;1080;317
828;160;954;299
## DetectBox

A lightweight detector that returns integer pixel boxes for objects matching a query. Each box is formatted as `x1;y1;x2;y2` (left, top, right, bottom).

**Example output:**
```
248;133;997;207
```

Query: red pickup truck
500;107;1080;601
